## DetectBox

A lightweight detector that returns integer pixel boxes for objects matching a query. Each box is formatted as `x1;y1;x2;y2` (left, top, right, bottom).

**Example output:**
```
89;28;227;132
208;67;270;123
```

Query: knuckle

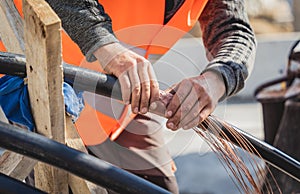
122;83;131;91
198;113;206;122
193;111;199;117
150;80;159;88
142;86;151;95
182;105;190;113
132;85;141;94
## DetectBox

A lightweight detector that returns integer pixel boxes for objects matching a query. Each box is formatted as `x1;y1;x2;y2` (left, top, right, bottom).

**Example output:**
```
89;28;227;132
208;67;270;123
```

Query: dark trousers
88;113;179;194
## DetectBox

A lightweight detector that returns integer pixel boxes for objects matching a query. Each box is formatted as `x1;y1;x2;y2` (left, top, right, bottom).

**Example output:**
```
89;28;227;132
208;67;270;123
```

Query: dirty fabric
0;75;84;131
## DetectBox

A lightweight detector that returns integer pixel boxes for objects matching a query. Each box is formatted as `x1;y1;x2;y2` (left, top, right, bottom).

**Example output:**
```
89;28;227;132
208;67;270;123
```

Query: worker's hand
164;71;226;130
93;43;159;114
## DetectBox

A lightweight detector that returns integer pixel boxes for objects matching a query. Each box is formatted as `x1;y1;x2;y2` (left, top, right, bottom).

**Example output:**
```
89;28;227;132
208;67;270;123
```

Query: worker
7;0;256;193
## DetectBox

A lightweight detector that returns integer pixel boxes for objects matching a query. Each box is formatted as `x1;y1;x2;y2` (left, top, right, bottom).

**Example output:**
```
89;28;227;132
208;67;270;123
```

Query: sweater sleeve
45;0;119;62
199;0;256;98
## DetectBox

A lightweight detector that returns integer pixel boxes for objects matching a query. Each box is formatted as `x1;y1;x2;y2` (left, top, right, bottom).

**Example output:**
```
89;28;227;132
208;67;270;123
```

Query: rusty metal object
271;99;300;193
255;78;292;144
256;39;300;192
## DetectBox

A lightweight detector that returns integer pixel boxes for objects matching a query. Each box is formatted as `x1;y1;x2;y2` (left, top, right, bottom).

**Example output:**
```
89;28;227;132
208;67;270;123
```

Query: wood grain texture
0;2;36;180
23;0;68;192
0;0;24;53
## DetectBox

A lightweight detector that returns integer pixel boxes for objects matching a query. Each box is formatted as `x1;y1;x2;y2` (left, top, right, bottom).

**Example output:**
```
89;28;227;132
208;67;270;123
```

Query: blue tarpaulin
0;75;84;131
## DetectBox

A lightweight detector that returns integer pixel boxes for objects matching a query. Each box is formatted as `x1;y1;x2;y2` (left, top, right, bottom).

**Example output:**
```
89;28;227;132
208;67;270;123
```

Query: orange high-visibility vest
6;0;208;145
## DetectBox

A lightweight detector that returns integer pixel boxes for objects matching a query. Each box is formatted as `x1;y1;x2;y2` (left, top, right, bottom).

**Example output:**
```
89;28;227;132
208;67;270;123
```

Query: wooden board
23;0;68;192
0;0;37;181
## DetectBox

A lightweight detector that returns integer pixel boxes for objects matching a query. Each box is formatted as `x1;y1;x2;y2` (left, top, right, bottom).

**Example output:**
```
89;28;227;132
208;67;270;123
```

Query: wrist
201;70;226;101
93;42;126;68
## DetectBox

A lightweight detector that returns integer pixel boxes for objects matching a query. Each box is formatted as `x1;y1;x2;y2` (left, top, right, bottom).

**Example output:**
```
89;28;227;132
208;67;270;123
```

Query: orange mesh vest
6;0;208;145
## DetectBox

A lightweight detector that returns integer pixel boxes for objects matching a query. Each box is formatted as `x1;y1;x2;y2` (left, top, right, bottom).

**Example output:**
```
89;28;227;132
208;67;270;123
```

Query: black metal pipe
1;51;300;182
0;172;46;194
0;121;170;194
0;51;122;100
63;63;122;101
0;52;26;77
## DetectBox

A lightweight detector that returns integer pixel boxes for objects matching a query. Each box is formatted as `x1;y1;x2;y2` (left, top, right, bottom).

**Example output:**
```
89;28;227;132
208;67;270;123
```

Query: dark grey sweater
45;0;256;98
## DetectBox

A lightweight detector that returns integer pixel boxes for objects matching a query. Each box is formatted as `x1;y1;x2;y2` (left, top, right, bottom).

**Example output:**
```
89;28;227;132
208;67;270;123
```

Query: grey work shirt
45;0;256;98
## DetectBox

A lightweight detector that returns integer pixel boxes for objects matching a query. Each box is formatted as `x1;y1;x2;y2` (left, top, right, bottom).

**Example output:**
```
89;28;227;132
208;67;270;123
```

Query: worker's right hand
93;42;159;114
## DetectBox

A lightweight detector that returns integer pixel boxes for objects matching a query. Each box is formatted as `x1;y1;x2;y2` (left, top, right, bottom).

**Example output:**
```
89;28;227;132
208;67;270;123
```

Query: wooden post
23;0;68;193
0;0;37;181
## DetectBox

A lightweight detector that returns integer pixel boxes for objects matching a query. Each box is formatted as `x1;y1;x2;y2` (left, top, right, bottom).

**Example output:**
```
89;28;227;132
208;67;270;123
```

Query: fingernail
165;111;172;118
133;107;139;114
141;107;147;114
149;102;157;110
167;122;174;129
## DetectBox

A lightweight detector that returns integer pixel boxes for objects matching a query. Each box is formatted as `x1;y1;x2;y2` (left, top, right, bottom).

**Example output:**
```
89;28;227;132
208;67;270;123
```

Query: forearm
45;0;118;62
199;0;256;98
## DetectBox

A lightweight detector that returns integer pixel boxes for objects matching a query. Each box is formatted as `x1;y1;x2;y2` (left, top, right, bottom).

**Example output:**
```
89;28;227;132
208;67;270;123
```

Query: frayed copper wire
195;116;281;194
153;91;281;193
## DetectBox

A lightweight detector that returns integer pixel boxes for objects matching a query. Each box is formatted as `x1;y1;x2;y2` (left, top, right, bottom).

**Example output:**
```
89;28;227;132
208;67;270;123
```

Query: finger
165;81;192;130
148;64;160;105
177;99;202;129
118;72;131;104
127;61;141;114
184;105;212;130
181;113;202;130
165;80;191;118
138;60;151;114
199;105;213;123
168;88;200;129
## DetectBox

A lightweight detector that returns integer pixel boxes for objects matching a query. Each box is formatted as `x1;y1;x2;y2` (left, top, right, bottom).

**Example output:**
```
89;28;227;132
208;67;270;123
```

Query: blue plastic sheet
0;75;84;131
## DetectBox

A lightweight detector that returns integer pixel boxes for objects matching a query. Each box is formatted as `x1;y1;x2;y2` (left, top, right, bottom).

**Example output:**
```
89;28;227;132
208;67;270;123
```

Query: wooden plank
0;0;24;53
0;8;36;175
0;108;36;181
66;117;107;194
0;152;37;181
0;119;37;181
23;0;68;193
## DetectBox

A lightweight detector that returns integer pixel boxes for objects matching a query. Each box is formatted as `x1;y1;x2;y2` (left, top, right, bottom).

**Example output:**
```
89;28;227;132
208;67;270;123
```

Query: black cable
0;121;170;194
0;172;46;194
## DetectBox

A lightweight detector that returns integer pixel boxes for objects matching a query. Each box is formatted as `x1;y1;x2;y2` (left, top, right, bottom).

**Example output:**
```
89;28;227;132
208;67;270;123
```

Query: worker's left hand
164;71;226;130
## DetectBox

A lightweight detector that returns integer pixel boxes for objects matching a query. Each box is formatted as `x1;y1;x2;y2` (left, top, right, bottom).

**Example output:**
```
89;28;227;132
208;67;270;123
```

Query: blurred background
159;0;300;193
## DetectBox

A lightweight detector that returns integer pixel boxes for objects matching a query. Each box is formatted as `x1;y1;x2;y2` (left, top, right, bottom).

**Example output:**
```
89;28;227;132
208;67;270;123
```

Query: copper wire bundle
154;91;281;193
196;116;281;194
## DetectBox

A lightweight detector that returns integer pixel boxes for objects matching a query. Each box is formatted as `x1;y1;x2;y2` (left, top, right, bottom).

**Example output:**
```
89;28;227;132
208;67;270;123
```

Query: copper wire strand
194;116;282;194
208;117;275;193
156;91;280;193
212;116;282;194
193;126;250;193
209;117;263;193
205;119;255;193
195;121;252;193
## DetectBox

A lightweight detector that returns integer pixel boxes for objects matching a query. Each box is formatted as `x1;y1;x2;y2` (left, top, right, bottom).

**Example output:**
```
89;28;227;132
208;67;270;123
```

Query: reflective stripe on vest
9;0;208;146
